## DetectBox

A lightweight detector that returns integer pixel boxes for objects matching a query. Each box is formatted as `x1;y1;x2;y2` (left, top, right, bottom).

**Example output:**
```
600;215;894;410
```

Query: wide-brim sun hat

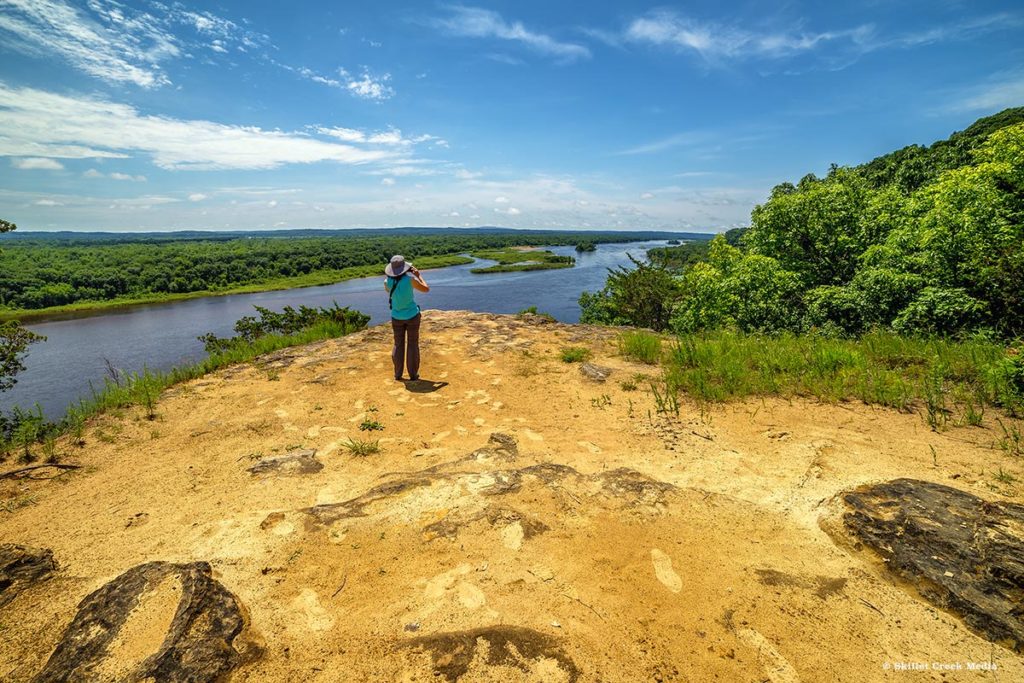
385;254;413;277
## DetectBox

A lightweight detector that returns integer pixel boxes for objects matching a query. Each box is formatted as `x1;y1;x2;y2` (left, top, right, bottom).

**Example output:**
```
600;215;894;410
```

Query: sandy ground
2;310;1023;682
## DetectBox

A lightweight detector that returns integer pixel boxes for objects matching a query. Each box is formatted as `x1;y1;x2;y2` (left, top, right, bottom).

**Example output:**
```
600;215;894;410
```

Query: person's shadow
403;379;448;393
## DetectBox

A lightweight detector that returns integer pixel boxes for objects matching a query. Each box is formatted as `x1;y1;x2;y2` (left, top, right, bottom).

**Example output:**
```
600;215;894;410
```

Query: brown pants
391;313;421;379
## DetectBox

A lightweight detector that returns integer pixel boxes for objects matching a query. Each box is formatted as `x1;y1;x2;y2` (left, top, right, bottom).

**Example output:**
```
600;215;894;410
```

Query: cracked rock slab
35;561;253;683
0;543;57;608
841;478;1024;651
247;449;322;476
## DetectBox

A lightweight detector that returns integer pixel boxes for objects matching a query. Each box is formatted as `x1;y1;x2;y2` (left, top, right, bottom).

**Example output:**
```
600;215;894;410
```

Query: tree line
0;230;674;311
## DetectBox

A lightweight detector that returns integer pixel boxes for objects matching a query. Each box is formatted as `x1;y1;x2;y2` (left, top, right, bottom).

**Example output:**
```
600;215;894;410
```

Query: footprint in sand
490;401;503;412
501;522;524;551
292;588;334;632
473;418;486;427
522;428;544;442
577;440;602;454
274;408;289;418
651;549;683;593
307;425;322;438
736;628;800;683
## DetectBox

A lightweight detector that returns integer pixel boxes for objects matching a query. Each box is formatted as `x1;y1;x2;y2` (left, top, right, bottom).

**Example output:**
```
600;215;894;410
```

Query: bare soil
1;311;1022;682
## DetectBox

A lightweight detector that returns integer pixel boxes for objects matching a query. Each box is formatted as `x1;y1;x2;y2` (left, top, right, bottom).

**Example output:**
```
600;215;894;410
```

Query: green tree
0;219;45;391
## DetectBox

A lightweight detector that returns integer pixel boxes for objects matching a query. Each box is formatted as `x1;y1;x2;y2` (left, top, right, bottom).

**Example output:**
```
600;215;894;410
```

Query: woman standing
384;255;429;381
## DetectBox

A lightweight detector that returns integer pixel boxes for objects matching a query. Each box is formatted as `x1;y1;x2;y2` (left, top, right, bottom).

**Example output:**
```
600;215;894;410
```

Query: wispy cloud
315;127;446;148
12;157;64;170
339;67;395;100
432;6;590;62
282;63;396;100
0;0;179;87
0;83;402;171
0;0;269;88
619;9;1019;67
617;131;711;156
84;168;146;181
945;71;1024;113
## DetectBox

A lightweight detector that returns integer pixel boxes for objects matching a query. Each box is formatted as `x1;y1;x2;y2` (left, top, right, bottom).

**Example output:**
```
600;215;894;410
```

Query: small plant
996;419;1023;457
343;438;381;457
922;364;949;431
266;369;280;381
65;408;86;447
619;378;638;391
649;378;680;416
359;418;384;432
41;434;59;464
993;467;1017;485
591;394;612;409
560;346;592;363
517;306;556;322
619;331;662;365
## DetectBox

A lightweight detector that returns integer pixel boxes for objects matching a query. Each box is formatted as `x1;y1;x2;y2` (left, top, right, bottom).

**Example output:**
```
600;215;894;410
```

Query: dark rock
247;449;322;476
35;561;252;682
842;478;1024;651
0;543;57;608
580;363;612;382
400;625;579;682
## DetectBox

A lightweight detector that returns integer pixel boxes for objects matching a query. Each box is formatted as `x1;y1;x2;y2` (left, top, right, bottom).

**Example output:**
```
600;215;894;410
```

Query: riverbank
0;254;473;323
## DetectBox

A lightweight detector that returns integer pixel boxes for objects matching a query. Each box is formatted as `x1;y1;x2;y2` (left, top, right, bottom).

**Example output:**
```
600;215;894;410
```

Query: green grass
660;329;1023;422
342;438;381;457
469;248;575;274
0;254;473;323
560;346;592;363
619;331;662;364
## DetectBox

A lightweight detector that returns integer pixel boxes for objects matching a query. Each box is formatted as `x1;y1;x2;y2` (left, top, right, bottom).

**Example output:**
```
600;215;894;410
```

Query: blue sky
1;1;1021;232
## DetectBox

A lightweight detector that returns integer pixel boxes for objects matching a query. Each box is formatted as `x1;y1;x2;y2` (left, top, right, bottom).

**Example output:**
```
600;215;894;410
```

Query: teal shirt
386;275;421;320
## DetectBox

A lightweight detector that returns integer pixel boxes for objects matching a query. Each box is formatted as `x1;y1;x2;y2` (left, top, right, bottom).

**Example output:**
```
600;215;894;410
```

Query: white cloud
640;192;655;199
83;168;103;178
494;195;509;203
109;172;146;181
34;198;62;206
433;6;590;62
339;67;394;101
267;200;278;208
0;83;400;171
0;1;269;88
188;193;207;202
494;206;521;215
455;169;482;180
12;157;64;170
381;177;396;186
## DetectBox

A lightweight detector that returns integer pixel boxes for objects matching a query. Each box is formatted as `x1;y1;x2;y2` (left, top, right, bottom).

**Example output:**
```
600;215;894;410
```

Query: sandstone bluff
2;311;1022;681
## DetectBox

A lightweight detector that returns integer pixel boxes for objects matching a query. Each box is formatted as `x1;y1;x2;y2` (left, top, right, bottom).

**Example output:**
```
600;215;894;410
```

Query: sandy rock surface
1;310;1022;682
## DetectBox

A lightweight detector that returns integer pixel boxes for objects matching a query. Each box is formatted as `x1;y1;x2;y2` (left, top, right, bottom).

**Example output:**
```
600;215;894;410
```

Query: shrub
892;287;988;336
804;285;864;335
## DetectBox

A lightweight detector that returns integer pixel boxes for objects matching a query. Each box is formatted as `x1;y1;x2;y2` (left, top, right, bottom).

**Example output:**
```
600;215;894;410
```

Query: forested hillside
583;108;1024;339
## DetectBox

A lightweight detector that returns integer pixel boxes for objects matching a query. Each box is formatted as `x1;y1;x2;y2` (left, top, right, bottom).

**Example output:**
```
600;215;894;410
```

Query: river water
1;240;668;419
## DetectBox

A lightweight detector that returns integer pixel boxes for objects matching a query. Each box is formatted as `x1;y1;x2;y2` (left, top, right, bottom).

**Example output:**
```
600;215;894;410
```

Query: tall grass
663;329;1023;420
619;331;662;364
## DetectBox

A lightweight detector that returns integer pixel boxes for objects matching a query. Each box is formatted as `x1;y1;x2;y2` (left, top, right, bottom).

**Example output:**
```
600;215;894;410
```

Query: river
1;240;669;419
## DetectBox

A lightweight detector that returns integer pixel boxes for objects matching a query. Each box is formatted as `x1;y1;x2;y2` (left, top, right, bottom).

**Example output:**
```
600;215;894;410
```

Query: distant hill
0;227;714;247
